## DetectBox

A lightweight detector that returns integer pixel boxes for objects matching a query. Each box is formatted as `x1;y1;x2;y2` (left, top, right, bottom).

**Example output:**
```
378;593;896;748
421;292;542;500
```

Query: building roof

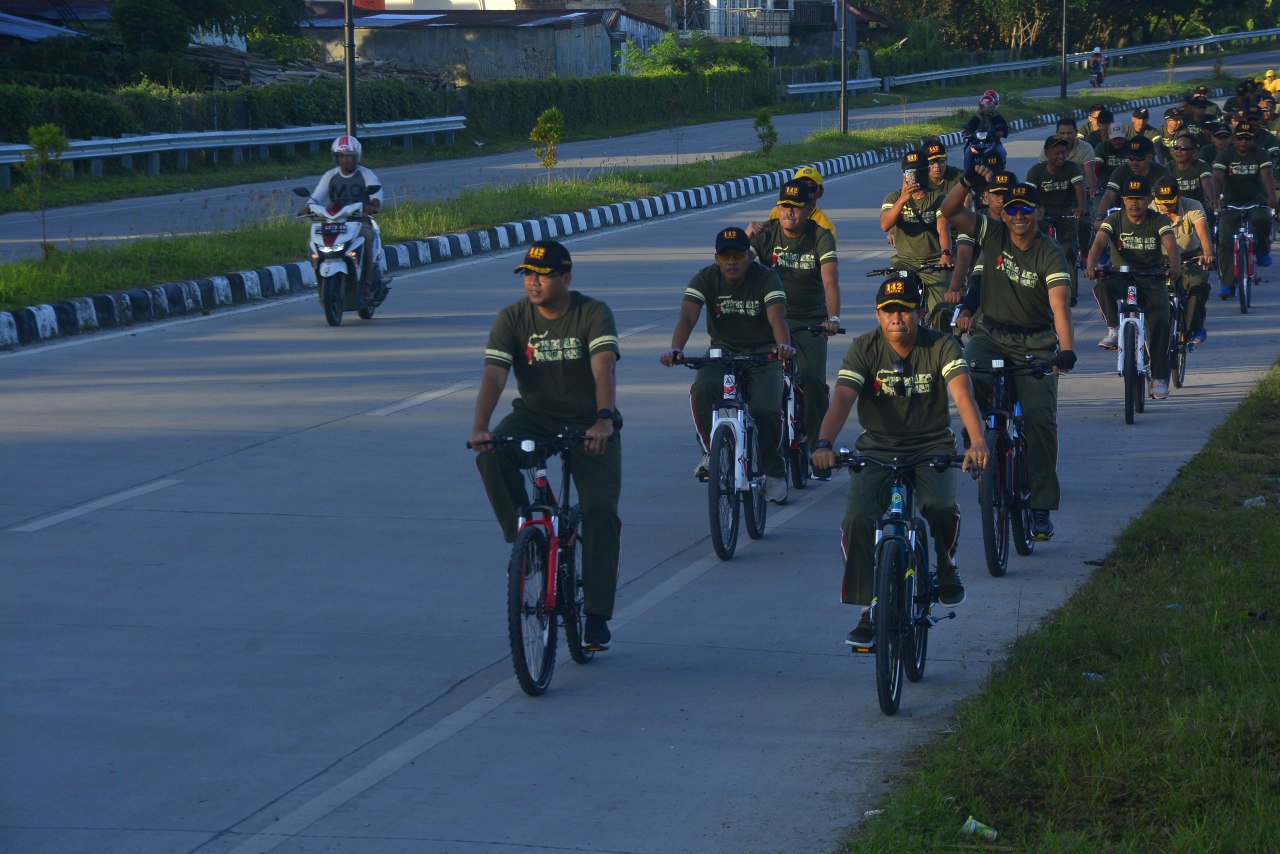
0;1;110;24
0;11;84;42
304;7;658;31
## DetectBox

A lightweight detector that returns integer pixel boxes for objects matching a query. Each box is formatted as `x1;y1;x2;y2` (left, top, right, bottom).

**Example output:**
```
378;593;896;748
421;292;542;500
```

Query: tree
109;0;305;54
15;124;70;263
754;110;778;155
530;107;564;184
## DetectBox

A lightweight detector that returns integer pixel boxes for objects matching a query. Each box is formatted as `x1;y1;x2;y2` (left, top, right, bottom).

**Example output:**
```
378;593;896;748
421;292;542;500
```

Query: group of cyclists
466;77;1272;654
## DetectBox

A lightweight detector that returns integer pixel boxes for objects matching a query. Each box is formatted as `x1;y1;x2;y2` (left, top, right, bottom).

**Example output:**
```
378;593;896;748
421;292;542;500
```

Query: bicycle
1225;203;1266;314
967;357;1049;576
1166;256;1204;389
1100;266;1158;425
681;351;775;559
784;324;844;490
467;432;594;696
829;450;967;716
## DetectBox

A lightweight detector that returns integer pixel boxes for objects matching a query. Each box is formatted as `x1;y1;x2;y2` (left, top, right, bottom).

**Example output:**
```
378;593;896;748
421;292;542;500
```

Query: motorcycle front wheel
323;274;345;327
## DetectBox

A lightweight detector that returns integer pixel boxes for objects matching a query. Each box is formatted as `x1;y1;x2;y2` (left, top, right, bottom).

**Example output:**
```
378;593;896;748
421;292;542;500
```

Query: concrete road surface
2;49;1278;264
1;121;1277;853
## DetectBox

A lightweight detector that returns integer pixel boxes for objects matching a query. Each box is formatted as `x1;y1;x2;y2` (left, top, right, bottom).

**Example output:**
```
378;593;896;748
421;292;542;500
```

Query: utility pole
344;0;357;136
839;2;848;133
1059;0;1068;99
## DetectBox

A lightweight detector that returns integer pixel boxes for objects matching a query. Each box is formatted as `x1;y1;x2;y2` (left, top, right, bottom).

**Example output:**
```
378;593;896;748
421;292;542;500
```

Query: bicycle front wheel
904;536;930;683
744;423;767;540
1168;309;1184;389
1122;323;1139;424
561;531;594;665
1010;438;1035;557
874;539;907;715
1240;270;1252;314
708;424;740;560
508;525;558;696
978;429;1010;577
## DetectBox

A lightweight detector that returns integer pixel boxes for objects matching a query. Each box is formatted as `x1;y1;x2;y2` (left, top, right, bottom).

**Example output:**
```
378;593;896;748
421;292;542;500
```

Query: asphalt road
2;49;1278;264
2;115;1278;852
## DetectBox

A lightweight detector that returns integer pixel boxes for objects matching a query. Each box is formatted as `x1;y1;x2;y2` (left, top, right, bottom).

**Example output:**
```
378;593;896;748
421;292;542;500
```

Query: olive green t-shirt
880;187;945;265
1025;160;1084;215
683;261;786;354
1093;139;1130;174
926;165;965;197
1213;147;1274;205
1105;162;1172;194
834;326;968;455
1100;210;1174;273
972;215;1072;328
484;291;621;425
750;219;837;321
1170;159;1213;204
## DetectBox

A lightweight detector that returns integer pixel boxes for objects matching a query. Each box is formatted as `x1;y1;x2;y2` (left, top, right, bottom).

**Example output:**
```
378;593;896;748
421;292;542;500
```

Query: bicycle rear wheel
1240;270;1252;314
978;429;1010;577
561;529;594;665
788;385;810;490
874;540;907;715
708;424;740;560
508;525;557;696
1010;438;1035;557
1122;323;1138;424
743;423;767;540
1168;309;1184;389
904;536;930;683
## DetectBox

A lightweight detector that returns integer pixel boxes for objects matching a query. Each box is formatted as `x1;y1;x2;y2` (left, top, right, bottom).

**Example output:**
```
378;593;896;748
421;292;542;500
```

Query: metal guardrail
0;116;466;187
788;27;1280;97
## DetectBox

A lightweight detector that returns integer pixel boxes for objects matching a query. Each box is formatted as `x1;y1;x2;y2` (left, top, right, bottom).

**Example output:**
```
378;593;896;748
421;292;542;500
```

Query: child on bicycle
810;274;987;647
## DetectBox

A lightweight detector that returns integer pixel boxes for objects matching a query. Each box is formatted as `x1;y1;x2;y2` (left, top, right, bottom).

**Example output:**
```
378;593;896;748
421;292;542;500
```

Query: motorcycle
1089;60;1106;88
293;185;389;326
962;128;1006;172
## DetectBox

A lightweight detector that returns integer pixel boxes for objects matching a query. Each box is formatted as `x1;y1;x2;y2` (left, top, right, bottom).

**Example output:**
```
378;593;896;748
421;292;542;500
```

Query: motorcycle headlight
321;243;346;254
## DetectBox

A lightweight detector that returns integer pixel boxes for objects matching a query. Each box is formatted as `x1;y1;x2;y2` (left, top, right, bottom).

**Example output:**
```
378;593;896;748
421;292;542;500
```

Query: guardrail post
176;151;188;171
308;141;319;155
232;147;243;165
90;158;103;179
121;154;132;171
444;130;456;145
402;134;413;151
0;164;9;189
882;76;893;93
148;152;161;177
258;145;269;162
283;143;295;157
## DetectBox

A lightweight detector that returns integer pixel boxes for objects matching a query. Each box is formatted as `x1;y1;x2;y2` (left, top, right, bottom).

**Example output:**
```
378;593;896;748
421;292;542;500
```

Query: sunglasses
1173;146;1197;151
1126;155;1146;161
1003;204;1037;216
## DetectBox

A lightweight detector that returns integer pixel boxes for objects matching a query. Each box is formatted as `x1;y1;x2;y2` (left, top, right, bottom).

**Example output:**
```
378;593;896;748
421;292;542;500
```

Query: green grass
0;71;1238;313
847;364;1280;852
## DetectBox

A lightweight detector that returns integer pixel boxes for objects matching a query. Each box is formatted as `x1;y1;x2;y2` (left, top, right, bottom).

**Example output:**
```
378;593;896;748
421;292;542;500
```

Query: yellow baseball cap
793;165;824;186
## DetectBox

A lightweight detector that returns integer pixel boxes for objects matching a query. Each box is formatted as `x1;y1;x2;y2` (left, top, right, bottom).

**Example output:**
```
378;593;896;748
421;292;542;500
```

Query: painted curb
0;90;1220;349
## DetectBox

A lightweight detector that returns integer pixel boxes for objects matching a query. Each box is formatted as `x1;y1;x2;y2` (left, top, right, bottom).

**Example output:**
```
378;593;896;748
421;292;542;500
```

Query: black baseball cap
777;180;816;207
1044;134;1070;150
514;240;572;275
1125;135;1154;158
988;170;1018;196
875;272;923;311
1121;176;1151;198
715;226;751;253
1003;183;1042;208
1152;176;1180;204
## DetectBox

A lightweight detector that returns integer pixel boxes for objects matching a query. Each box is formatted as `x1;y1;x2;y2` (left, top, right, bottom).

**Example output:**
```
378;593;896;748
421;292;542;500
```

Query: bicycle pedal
849;643;874;655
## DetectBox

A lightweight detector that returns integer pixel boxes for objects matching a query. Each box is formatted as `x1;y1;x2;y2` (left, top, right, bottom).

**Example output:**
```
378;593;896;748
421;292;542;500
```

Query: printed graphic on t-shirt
525;330;583;364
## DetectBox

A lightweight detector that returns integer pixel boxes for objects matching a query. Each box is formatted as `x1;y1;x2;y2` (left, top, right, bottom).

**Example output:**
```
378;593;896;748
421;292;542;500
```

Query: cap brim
1120;192;1148;199
515;263;556;274
776;199;808;207
1153;195;1178;204
876;299;919;311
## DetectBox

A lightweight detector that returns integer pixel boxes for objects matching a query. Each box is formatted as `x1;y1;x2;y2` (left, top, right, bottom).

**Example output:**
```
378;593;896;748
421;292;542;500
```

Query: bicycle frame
514;444;575;614
1115;283;1149;379
702;349;766;495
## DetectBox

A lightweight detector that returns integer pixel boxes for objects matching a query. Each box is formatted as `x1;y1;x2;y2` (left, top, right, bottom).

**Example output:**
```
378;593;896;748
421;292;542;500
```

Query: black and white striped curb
0;91;1210;349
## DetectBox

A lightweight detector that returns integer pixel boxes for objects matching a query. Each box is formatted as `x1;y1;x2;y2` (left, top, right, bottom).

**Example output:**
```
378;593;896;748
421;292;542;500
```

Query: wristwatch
827;315;840;324
595;408;614;420
815;439;833;450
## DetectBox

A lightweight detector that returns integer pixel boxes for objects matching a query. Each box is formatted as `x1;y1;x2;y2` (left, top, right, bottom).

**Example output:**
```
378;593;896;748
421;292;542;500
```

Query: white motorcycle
293;186;389;326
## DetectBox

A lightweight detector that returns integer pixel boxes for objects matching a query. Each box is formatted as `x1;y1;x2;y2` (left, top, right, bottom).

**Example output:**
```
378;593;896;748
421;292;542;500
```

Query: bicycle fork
1115;286;1148;377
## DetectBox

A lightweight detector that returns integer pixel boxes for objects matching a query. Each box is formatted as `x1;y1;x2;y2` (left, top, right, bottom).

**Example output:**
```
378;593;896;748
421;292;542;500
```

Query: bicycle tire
789;439;811;490
1010;438;1035;557
561;531;594;665
1122;323;1138;424
904;536;930;683
708;423;740;560
1168;307;1183;389
743;423;767;540
874;539;907;716
508;525;557;696
1240;270;1251;314
978;429;1010;577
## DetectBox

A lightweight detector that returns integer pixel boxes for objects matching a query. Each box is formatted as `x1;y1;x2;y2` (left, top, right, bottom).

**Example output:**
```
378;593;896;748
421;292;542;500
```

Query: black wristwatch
595;408;614;420
815;439;833;450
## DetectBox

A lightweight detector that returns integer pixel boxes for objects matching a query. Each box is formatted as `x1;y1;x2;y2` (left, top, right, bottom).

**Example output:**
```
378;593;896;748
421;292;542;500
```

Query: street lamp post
344;0;357;136
1059;0;1068;99
839;2;848;132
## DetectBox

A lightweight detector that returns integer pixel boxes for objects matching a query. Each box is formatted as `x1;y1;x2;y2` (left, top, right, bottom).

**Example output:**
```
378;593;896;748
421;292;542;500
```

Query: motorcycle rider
962;90;1009;170
307;135;387;303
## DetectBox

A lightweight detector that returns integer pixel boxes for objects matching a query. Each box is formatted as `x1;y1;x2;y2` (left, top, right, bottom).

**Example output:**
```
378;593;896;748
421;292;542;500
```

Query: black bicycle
968;357;1049;577
830;450;966;716
784;324;844;490
467;432;593;696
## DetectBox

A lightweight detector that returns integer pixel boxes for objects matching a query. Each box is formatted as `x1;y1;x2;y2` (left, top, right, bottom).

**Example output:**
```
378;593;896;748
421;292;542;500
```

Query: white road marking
225;498;811;853
365;380;474;416
11;479;181;532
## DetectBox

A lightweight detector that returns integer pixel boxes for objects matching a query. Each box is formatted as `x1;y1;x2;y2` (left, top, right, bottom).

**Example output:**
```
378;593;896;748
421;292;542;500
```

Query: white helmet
331;135;362;165
1092;46;1102;54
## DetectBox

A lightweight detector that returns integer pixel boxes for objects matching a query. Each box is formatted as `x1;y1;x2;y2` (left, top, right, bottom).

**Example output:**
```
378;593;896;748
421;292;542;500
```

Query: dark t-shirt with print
1025;160;1084;215
750;219;837;321
1170;159;1213;204
972;216;1072;328
1105;162;1172;194
1213;147;1274;205
834;326;969;455
683;261;787;354
1100;211;1174;273
880;188;944;265
484;292;621;425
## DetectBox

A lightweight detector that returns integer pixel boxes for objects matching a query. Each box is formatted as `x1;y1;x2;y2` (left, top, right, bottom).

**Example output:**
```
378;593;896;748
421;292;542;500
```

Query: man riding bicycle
940;178;1077;542
659;227;795;504
880;150;954;331
810;274;988;647
1086;176;1183;400
470;240;622;651
1151;176;1214;345
1027;135;1088;305
1213;120;1277;297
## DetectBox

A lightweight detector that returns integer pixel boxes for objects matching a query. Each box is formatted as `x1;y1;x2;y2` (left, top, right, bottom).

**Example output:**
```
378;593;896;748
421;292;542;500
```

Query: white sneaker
694;453;710;481
1098;328;1118;349
1151;380;1169;400
765;475;788;504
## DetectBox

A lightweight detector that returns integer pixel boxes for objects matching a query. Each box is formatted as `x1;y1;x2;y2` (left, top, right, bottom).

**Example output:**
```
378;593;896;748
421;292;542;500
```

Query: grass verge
0;74;1235;313
847;363;1280;852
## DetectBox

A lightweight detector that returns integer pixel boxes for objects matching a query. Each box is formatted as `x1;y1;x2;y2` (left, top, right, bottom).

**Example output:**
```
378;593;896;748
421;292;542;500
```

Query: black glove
1051;349;1077;372
962;166;990;194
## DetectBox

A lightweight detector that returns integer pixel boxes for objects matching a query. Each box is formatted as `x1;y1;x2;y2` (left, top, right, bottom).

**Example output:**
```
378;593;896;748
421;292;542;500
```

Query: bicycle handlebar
789;324;847;336
967;359;1051;378
678;352;778;369
466;431;588;453
830;451;967;472
866;263;947;277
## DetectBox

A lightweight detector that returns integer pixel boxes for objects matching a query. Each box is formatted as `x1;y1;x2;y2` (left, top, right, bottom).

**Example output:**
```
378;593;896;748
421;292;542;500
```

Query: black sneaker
938;569;966;607
1031;509;1055;541
846;609;875;647
583;614;611;651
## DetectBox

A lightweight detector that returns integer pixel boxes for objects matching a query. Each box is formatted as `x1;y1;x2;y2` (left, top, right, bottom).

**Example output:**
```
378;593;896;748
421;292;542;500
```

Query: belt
981;318;1052;335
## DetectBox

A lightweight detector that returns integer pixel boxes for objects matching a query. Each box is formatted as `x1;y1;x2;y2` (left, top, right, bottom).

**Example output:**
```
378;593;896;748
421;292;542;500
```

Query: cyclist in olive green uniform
1096;135;1171;215
1086;176;1182;400
661;227;794;504
1152;176;1213;344
810;275;988;646
1027;135;1087;305
1168;132;1216;207
765;165;838;241
471;240;622;651
1126;107;1160;143
749;181;840;466
941;179;1077;541
881;150;953;331
924;138;965;196
1213;120;1278;295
